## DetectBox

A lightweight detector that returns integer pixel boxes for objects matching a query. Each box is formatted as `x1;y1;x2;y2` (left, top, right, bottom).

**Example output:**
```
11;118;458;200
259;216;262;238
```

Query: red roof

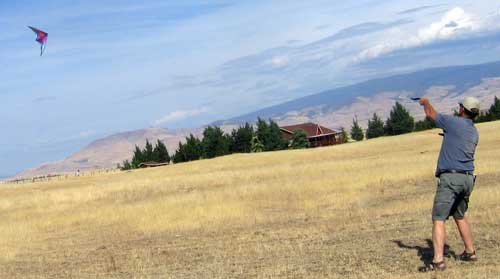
280;123;336;138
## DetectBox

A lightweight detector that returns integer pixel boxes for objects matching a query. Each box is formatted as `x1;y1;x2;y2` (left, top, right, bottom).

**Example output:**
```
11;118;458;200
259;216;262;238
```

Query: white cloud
356;7;481;61
268;56;290;67
154;107;209;125
415;7;477;42
78;130;95;138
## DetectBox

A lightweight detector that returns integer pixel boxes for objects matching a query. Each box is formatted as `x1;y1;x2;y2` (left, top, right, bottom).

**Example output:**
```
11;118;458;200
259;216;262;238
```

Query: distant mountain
222;61;500;127
15;128;203;178
15;61;500;179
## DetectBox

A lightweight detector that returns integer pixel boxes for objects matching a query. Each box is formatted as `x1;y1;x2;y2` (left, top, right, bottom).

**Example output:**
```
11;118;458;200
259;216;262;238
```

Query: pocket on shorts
435;184;454;203
448;174;466;188
433;176;456;220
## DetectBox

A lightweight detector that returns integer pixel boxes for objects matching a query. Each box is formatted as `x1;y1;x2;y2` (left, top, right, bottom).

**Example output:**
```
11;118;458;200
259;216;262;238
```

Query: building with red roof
280;123;343;147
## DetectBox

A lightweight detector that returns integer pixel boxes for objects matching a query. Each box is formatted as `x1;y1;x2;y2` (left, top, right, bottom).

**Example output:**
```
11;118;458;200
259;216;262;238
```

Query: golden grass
1;121;499;278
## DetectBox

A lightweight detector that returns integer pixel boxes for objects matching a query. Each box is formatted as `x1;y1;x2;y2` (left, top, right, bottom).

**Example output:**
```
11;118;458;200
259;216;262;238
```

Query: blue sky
1;0;500;177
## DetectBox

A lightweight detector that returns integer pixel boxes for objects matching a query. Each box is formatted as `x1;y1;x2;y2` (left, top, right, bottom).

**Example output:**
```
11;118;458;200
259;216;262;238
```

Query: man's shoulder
436;113;457;121
436;114;471;126
435;113;455;128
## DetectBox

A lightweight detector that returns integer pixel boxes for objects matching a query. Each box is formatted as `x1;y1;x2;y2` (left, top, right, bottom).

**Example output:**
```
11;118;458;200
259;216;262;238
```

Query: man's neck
459;112;471;119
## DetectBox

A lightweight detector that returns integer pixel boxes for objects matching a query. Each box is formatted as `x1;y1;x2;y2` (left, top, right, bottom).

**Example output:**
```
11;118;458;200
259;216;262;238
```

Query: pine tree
143;139;154;162
172;142;186;164
350;117;364;141
230;123;254;153
153;139;170;163
339;127;349;143
121;160;132;170
224;133;233;154
255;118;270;149
290;129;310;149
131;145;144;168
202;126;229;159
251;135;264;153
256;118;286;151
414;117;436;131
487;96;500;121
366;113;385;139
384;102;415;135
184;134;202;161
267;119;287;151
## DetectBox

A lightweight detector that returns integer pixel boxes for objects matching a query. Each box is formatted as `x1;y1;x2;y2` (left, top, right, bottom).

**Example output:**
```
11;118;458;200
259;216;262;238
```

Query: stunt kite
28;26;48;56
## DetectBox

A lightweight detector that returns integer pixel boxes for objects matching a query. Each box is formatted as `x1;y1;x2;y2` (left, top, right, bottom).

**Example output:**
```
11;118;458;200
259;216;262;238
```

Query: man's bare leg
433;220;446;262
454;217;475;253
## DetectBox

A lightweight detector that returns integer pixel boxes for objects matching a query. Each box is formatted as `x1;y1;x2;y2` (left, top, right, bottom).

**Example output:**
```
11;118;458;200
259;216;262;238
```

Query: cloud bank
356;7;484;61
154;107;209;126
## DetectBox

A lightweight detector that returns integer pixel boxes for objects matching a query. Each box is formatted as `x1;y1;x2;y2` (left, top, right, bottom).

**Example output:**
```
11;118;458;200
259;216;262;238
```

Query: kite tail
40;44;46;56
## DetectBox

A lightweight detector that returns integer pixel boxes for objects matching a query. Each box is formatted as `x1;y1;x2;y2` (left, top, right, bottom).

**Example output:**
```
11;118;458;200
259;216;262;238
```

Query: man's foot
459;250;478;261
418;261;446;272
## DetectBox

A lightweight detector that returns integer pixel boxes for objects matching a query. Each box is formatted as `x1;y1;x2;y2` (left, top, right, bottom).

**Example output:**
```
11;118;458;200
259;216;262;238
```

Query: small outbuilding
280;122;343;147
138;161;170;168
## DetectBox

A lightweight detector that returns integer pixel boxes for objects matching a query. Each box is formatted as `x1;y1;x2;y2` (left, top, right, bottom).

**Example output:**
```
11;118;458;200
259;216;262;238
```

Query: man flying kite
418;96;480;272
28;26;48;56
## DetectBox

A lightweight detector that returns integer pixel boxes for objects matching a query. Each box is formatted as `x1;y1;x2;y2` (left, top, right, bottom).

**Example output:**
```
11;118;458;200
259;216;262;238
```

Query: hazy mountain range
13;61;500;179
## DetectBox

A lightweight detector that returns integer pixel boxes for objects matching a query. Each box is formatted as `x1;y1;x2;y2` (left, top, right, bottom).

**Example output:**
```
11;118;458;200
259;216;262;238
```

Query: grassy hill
1;121;499;278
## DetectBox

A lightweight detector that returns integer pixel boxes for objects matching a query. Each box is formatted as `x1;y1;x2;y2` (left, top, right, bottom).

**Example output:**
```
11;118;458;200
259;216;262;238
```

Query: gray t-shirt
435;114;479;177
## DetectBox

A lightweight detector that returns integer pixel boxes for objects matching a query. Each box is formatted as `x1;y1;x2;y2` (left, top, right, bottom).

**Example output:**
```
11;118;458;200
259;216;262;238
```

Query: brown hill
15;128;203;178
276;78;500;129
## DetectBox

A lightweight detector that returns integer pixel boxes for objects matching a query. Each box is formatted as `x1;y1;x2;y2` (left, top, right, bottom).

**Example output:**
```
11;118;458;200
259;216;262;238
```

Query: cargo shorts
432;173;475;221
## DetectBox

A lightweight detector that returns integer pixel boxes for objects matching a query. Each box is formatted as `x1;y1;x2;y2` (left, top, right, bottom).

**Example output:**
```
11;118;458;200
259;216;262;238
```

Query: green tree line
172;118;292;164
121;118;311;168
350;96;500;141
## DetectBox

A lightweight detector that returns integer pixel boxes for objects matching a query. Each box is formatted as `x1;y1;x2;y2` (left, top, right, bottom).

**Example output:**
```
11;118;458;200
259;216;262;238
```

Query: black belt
438;169;474;176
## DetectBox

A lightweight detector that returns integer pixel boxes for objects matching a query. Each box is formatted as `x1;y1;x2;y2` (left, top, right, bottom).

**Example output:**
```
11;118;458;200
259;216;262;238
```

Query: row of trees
349;102;423;141
349;96;500;141
122;118;310;169
172;118;308;164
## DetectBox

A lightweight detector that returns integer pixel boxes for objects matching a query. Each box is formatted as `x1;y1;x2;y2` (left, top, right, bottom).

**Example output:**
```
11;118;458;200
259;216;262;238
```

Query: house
280;123;343;147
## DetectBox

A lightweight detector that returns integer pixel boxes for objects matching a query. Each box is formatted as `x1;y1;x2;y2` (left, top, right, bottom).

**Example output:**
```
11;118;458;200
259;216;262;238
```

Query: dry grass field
1;121;499;279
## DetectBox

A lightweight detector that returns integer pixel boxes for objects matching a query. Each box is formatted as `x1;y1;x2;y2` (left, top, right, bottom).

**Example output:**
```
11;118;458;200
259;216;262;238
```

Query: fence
0;168;121;185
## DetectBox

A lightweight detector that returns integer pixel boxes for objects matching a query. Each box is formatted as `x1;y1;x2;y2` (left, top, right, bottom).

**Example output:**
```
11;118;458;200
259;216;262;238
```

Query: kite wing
28;26;48;56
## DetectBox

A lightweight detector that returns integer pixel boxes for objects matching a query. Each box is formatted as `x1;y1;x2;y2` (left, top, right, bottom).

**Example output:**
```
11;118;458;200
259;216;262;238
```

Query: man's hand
419;97;437;120
419;97;430;106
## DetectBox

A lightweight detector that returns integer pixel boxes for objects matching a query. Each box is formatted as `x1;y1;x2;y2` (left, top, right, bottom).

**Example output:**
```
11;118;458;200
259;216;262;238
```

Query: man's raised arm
419;97;437;120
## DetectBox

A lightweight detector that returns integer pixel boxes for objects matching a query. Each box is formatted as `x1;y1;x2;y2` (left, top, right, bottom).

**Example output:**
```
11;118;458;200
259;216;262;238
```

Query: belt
438;169;474;176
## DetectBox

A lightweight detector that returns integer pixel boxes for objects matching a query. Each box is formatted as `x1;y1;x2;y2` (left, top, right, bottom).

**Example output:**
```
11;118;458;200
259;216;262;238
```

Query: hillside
223;61;500;127
16;61;500;179
1;121;499;278
15;127;203;178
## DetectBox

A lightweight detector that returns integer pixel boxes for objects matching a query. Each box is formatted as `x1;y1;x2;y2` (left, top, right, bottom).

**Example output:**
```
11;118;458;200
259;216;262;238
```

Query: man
419;96;480;271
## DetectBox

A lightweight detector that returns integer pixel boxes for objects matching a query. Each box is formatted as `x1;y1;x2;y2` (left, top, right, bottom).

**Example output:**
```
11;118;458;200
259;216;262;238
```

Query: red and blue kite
28;26;48;56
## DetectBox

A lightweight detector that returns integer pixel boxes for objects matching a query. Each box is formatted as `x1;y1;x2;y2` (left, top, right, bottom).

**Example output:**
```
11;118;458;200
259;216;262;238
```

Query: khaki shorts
432;173;475;221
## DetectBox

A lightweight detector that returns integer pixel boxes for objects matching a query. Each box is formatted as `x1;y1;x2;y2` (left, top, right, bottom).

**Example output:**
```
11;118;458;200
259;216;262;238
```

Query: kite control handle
397;95;421;102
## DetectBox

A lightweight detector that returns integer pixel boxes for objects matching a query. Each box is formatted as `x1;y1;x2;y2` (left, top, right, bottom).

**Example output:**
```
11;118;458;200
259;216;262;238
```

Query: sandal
459;250;478;262
418;261;446;272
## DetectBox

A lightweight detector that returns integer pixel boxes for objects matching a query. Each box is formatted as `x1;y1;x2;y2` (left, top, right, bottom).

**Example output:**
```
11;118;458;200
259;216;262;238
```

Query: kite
28;26;48;56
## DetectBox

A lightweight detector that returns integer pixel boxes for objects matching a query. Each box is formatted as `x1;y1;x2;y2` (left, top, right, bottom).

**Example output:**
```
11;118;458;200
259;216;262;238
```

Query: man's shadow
392;239;457;267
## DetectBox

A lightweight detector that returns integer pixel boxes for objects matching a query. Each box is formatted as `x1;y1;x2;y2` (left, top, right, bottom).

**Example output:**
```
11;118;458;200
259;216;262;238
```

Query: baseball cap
460;96;480;113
